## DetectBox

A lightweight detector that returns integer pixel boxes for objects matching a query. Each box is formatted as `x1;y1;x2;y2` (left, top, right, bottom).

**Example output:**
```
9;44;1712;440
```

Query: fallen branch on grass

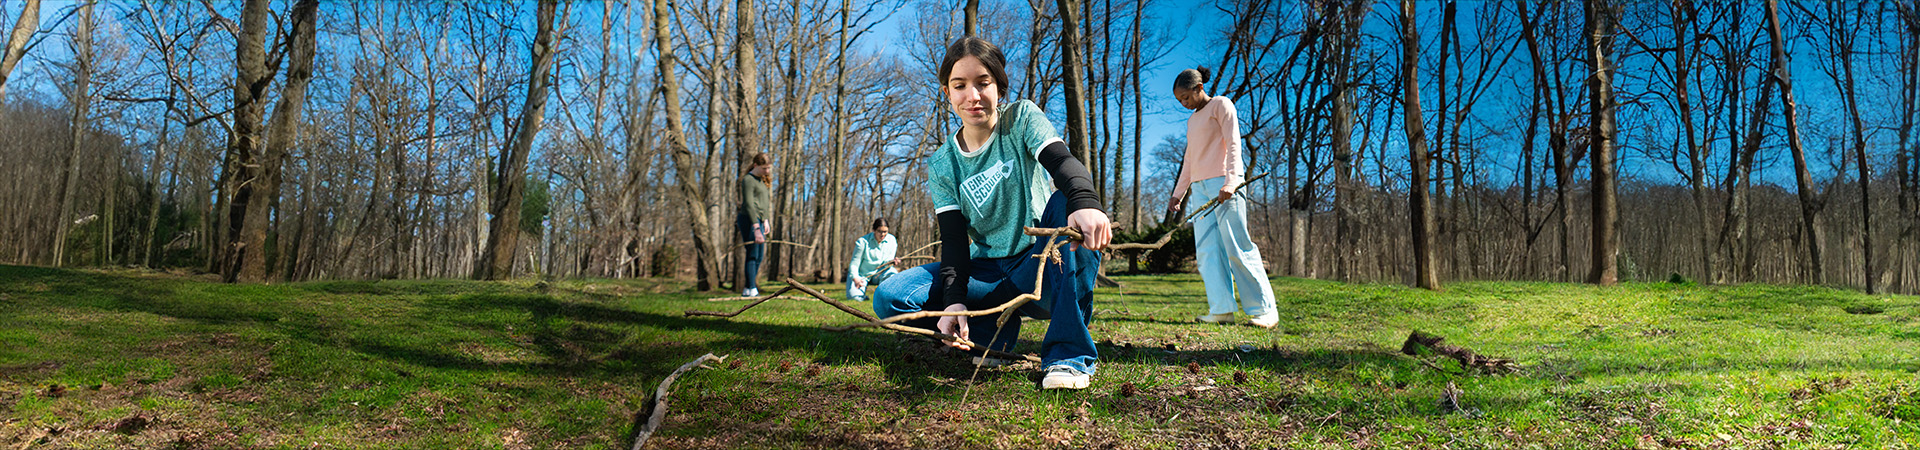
704;295;815;302
689;285;805;315
686;277;1039;363
632;353;727;450
1399;330;1517;374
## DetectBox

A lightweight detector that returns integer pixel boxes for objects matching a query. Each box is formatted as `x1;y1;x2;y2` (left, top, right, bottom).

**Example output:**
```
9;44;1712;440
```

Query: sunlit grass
0;264;1917;448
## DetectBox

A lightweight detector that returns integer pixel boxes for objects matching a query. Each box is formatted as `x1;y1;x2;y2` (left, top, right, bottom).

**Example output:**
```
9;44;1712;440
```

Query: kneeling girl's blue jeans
870;191;1100;375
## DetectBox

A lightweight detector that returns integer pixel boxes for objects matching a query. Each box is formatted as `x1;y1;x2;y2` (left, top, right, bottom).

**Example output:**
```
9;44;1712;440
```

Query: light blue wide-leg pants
1188;176;1277;317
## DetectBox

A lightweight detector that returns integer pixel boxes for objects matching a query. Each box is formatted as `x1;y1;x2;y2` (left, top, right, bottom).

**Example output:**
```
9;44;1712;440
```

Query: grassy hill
0;265;1917;449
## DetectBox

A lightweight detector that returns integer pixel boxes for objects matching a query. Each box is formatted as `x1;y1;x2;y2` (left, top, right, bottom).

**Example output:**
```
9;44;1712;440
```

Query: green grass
1;265;1918;449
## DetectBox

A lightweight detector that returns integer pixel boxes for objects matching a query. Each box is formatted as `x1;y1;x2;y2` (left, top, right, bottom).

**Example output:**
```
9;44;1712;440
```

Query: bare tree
655;0;724;290
1330;0;1371;281
1585;0;1618;286
1897;1;1920;292
0;0;38;101
1400;0;1439;290
1765;0;1825;284
1059;0;1093;166
209;0;322;282
730;0;760;289
1809;1;1876;293
1128;0;1143;231
1667;0;1713;283
1709;1;1770;284
51;0;93;267
965;0;979;35
476;0;559;280
249;0;319;281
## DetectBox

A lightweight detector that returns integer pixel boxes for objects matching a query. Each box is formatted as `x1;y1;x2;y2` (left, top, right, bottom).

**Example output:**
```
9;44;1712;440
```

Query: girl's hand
1067;208;1112;250
937;303;971;350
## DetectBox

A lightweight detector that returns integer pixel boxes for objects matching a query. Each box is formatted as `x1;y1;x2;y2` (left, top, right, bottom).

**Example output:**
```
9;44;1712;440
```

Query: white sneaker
1040;365;1091;390
1249;312;1279;329
743;288;759;297
1196;313;1235;324
971;356;1014;367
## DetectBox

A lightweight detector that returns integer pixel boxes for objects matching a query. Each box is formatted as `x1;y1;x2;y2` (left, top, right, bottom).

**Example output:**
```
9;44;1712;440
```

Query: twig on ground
632;353;727;450
1412;356;1464;376
1399;330;1517;374
704;295;814;302
686;285;800;317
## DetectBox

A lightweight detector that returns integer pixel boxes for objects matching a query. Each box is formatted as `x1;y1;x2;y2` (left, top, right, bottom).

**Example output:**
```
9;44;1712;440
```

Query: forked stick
705;295;814;302
632;353;727;450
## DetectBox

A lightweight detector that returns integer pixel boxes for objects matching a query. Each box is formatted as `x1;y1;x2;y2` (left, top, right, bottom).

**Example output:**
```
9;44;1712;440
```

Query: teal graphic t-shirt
928;99;1063;260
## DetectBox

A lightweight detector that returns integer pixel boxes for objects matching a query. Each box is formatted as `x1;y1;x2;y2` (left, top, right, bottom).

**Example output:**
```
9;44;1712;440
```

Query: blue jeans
736;212;766;290
871;191;1100;375
846;267;897;302
1188;176;1276;316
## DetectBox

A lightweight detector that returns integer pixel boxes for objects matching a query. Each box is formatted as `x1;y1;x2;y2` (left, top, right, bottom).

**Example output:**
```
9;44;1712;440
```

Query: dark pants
736;212;765;290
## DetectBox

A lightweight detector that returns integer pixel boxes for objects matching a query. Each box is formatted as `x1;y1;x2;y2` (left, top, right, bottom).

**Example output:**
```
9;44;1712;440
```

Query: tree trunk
1128;0;1143;231
1331;27;1356;281
53;1;93;267
734;0;759;290
1585;0;1619;286
234;0;319;282
1400;0;1440;290
1517;0;1545;279
1057;0;1093;166
1434;0;1454;278
965;0;980;36
217;0;272;280
1719;54;1775;285
1897;1;1919;292
1671;0;1713;283
0;0;39;101
654;0;722;290
475;0;559;281
822;0;852;284
142;92;177;267
1765;0;1825;285
1822;2;1874;293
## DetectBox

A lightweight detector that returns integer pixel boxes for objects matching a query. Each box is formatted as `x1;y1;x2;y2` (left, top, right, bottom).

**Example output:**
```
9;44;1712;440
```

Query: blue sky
860;0;1225;167
7;0;1905;196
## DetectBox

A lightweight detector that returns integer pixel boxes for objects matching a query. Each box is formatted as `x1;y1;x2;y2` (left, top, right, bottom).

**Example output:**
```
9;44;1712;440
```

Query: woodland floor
1;265;1919;449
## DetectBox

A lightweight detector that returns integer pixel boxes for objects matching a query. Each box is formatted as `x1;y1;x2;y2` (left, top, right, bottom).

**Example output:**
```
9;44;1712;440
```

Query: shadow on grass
10;265;1914;400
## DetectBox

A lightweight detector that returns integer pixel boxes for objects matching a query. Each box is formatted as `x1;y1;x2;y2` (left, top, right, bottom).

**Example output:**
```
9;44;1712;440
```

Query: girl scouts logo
961;159;1014;210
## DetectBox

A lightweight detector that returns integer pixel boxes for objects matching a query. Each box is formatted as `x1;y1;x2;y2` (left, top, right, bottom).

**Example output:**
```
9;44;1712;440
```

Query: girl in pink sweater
1167;67;1279;329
